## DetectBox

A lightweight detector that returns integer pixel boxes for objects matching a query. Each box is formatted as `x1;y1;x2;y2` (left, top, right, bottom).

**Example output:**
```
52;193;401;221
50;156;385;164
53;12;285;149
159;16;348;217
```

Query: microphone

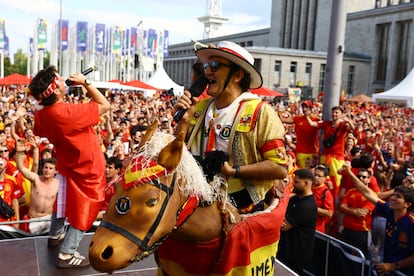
173;76;209;122
65;67;95;86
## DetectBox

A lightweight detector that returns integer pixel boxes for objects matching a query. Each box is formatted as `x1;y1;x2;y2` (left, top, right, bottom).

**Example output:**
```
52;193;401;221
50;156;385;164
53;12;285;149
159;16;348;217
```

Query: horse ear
158;130;185;170
137;119;159;151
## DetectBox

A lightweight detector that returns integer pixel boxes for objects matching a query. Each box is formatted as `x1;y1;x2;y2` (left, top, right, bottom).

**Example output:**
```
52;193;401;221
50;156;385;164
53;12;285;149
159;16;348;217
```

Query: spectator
312;165;334;233
4;124;15;152
307;106;355;198
129;125;146;153
0;129;6;146
0;157;20;227
97;156;122;220
277;168;317;275
280;100;320;169
339;168;376;256
29;65;110;268
342;162;414;275
15;137;59;234
38;148;53;175
118;119;130;143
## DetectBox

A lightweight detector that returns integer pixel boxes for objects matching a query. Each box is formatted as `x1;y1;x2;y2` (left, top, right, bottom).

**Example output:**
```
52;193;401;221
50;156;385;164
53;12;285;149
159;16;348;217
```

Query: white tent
93;81;156;97
147;66;184;95
372;67;414;108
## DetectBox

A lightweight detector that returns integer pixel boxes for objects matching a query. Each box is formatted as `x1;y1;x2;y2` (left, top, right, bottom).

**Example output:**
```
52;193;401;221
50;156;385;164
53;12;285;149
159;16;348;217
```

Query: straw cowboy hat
195;41;263;89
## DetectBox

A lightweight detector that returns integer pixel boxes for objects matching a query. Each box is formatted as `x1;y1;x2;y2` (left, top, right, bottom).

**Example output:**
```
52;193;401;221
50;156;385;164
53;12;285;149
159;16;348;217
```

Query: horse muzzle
89;226;140;273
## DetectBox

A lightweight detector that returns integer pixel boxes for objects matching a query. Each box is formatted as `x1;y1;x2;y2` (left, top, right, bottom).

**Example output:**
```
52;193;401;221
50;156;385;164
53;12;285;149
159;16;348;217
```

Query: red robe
34;101;105;230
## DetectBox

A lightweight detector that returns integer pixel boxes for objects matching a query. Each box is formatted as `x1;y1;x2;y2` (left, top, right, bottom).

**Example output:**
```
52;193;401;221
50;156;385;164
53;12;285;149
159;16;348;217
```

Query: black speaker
134;54;139;68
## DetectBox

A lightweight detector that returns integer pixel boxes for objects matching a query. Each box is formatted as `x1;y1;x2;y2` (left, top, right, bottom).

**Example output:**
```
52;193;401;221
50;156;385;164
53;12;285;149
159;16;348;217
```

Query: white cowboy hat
195;41;263;89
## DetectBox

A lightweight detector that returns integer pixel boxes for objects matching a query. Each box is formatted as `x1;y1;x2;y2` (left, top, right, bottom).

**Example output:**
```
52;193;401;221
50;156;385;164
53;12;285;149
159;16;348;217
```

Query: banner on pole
122;28;129;56
0;18;5;50
163;30;169;58
95;23;105;53
147;28;156;58
112;26;122;55
29;37;34;57
130;27;137;55
77;21;88;52
58;19;69;51
37;18;48;50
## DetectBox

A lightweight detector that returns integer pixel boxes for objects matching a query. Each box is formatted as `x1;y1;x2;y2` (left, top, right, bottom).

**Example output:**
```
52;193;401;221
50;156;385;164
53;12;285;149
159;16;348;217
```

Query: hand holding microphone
65;67;95;86
173;76;209;122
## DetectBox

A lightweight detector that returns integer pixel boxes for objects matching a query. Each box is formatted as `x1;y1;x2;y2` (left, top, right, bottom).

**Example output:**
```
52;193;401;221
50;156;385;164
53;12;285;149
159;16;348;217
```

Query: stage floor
0;233;158;276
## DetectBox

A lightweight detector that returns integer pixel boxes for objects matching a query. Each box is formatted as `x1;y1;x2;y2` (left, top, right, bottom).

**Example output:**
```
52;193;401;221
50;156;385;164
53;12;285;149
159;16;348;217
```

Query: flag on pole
122;28;129;56
3;36;9;57
95;23;105;53
112;26;122;55
58;19;69;51
0;18;5;50
103;27;110;56
76;21;88;52
37;18;48;50
163;30;169;58
147;28;156;58
29;37;34;57
130;27;137;55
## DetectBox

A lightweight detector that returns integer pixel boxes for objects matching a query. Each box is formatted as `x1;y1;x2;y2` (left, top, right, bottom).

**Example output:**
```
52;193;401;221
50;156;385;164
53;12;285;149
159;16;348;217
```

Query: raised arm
15;139;37;182
103;111;114;145
342;162;381;205
305;114;318;127
28;136;41;173
66;73;110;115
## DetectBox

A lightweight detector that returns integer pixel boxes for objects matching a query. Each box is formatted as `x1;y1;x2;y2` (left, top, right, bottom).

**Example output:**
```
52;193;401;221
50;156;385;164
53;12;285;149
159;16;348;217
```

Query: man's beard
293;186;304;196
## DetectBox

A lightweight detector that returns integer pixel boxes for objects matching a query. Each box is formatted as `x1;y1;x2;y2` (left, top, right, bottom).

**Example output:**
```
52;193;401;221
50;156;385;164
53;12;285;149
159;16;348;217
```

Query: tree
2;48;50;76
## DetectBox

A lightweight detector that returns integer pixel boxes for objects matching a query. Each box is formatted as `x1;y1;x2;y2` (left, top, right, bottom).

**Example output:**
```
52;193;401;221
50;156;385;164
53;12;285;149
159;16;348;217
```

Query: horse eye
146;198;158;207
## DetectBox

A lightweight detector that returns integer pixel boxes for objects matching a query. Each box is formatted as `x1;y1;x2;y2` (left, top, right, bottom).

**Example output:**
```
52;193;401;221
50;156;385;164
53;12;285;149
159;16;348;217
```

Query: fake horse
89;120;290;275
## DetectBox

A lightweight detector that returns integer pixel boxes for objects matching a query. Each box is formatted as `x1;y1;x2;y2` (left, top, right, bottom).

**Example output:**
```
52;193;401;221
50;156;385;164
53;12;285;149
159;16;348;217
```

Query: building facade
164;0;414;99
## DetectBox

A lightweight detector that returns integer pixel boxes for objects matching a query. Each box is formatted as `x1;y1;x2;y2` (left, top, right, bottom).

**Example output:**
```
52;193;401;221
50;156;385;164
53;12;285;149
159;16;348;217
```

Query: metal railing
304;231;370;276
303;231;408;276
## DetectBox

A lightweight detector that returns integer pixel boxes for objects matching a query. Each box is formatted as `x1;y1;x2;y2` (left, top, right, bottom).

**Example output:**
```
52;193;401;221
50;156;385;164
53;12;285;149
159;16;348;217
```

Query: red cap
301;100;312;107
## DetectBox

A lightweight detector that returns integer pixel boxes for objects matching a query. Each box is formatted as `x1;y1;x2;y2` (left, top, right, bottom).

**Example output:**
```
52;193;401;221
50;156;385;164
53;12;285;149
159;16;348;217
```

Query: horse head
89;119;217;273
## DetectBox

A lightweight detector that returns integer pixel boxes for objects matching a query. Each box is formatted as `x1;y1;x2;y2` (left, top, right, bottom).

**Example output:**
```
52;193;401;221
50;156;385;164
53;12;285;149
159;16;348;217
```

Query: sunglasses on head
203;61;232;72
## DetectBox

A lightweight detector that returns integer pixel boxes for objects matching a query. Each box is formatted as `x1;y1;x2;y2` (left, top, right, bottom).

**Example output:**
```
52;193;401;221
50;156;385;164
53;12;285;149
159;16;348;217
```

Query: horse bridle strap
101;173;176;252
175;196;199;228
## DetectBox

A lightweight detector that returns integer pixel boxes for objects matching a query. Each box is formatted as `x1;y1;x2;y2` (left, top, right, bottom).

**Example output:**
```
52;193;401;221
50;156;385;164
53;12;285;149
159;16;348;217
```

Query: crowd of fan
1;84;413;263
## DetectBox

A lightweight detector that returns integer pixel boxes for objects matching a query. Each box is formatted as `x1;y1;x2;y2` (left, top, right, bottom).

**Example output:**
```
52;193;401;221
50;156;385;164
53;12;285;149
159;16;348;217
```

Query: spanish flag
155;184;290;275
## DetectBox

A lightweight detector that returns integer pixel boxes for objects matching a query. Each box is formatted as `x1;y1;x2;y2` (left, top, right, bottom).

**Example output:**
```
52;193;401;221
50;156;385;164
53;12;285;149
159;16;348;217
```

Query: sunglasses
203;61;232;72
0;150;9;153
358;175;369;179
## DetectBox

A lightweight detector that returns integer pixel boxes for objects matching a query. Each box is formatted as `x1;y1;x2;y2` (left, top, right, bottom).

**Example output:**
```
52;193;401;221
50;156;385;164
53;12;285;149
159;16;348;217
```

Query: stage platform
0;232;299;276
0;233;158;276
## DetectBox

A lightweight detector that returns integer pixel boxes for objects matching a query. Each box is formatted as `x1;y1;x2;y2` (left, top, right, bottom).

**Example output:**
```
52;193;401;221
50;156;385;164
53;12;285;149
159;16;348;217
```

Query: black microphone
65;67;95;86
173;76;209;122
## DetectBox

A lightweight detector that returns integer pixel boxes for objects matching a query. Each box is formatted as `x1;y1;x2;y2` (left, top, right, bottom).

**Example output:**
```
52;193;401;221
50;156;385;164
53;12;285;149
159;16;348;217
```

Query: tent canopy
125;80;159;90
249;87;284;97
372;67;414;108
146;66;184;95
0;73;31;85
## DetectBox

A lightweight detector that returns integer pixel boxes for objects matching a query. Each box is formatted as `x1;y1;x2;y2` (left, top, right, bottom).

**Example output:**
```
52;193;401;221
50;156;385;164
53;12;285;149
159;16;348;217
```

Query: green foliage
2;49;50;76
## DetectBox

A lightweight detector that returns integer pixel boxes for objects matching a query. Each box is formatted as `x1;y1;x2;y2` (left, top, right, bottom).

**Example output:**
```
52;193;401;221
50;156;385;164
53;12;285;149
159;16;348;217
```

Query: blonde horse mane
136;131;220;203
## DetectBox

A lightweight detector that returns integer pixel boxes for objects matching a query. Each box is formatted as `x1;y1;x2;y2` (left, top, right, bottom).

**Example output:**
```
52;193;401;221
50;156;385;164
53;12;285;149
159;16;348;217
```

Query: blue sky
0;0;271;57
